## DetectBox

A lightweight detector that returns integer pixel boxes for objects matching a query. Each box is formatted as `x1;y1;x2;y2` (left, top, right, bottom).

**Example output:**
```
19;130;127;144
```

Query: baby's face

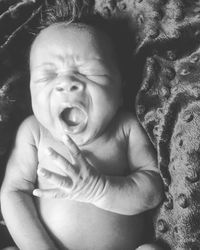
30;23;122;145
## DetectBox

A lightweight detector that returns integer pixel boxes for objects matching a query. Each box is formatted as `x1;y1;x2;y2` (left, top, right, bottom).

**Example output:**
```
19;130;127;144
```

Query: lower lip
60;116;88;134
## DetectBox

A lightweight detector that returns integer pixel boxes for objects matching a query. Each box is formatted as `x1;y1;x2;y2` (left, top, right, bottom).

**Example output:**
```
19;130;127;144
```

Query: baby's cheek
33;95;45;111
32;96;53;127
31;95;43;116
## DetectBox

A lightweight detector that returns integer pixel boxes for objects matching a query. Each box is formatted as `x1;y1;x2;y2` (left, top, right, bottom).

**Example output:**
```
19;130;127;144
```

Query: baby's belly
37;198;145;250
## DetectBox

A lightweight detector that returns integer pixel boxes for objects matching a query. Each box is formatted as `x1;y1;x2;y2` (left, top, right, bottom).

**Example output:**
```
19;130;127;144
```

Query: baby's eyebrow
32;63;56;71
31;58;108;72
79;58;107;67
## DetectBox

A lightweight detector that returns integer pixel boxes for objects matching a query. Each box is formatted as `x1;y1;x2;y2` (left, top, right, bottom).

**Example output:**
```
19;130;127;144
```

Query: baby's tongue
62;107;84;126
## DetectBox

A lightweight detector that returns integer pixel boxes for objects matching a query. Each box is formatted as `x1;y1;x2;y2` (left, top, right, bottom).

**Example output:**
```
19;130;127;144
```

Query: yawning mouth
59;104;88;133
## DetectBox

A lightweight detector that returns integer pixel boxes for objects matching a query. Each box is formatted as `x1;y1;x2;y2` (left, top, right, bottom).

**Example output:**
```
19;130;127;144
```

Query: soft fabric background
1;0;200;249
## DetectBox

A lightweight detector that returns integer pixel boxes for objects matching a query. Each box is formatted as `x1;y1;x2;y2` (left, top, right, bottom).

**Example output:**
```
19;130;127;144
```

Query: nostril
56;86;63;92
55;80;83;92
70;85;79;91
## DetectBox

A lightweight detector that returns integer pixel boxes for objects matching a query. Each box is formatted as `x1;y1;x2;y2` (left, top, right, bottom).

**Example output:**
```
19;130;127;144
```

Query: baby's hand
33;135;106;203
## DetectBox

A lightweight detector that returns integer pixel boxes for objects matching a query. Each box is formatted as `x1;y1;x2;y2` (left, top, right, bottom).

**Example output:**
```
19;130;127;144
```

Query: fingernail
33;189;40;196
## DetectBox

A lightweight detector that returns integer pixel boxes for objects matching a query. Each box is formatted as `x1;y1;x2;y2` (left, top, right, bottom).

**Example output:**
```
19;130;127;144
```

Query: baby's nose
55;74;84;93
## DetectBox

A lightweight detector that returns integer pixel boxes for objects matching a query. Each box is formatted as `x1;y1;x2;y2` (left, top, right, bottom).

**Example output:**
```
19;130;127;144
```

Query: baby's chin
62;130;97;147
60;123;105;147
43;118;104;147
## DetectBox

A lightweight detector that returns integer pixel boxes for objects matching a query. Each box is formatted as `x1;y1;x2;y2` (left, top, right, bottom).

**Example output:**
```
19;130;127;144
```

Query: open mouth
59;104;88;133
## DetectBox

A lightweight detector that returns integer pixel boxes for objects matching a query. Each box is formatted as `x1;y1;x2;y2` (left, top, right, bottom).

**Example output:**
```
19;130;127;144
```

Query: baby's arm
0;116;58;250
95;114;163;215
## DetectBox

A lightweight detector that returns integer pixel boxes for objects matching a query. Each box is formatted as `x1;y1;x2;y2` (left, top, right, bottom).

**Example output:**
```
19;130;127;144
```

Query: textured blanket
1;0;200;249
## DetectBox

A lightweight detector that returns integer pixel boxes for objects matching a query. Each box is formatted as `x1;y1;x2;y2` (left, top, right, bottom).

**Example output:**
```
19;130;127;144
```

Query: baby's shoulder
117;110;152;148
116;110;139;135
19;115;39;131
17;115;40;144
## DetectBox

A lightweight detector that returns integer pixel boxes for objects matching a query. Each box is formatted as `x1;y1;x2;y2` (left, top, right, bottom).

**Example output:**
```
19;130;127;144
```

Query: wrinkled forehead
30;22;117;67
33;22;105;45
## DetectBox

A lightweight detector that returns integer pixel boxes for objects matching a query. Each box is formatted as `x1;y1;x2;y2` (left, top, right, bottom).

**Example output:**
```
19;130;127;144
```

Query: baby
0;19;163;250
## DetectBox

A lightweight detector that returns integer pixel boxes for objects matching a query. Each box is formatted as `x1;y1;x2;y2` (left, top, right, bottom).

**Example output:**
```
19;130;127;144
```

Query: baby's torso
35;113;146;250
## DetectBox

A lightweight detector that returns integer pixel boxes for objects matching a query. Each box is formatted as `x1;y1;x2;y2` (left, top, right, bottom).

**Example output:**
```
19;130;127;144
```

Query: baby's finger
63;135;85;163
33;188;67;199
37;168;73;190
46;147;76;177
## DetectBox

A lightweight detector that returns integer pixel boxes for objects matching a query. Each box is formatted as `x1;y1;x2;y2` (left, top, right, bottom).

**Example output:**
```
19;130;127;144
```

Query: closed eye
79;68;111;84
33;72;58;83
79;62;110;76
86;74;111;85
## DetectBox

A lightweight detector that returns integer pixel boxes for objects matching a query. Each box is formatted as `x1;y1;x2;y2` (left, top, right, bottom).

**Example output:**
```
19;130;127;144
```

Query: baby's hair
40;0;92;28
39;0;110;37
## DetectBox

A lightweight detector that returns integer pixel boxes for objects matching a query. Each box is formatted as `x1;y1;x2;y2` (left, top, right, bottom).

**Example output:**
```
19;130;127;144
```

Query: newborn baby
1;21;163;250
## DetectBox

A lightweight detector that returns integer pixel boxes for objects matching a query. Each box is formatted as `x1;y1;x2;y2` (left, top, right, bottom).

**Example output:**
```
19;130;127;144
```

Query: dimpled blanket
1;1;200;249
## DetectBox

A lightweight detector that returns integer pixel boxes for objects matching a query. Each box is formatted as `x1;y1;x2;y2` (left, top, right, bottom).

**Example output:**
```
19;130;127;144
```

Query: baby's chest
37;136;129;187
83;141;130;176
